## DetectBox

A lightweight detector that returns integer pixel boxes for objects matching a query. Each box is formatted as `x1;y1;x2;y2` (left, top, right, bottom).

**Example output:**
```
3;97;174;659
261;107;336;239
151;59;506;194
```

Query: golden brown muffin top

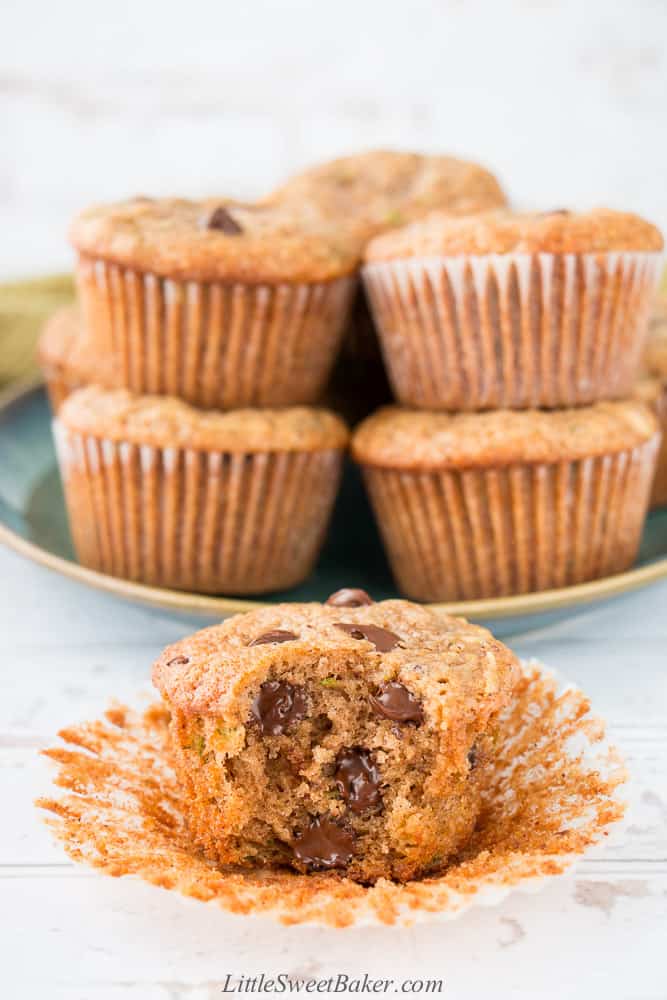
352;403;659;471
37;306;119;386
271;150;506;243
152;598;520;721
69;196;360;283
364;208;664;262
58;387;349;452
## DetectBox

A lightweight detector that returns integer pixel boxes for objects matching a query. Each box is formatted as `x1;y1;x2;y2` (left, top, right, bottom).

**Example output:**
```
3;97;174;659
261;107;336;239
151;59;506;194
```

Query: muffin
363;209;664;410
275;151;507;424
633;379;667;507
54;387;348;594
69;197;358;409
645;288;667;378
37;306;119;412
352;403;660;602
152;595;520;883
271;150;507;243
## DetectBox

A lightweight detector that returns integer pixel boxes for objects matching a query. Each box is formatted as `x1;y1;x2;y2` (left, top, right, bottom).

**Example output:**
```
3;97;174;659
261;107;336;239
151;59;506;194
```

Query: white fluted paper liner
363;251;663;409
360;438;659;602
37;661;627;927
53;421;343;594
76;256;356;408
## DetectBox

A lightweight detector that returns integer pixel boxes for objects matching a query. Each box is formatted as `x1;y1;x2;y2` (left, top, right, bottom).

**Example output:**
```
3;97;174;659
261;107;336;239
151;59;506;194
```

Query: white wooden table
2;544;666;1000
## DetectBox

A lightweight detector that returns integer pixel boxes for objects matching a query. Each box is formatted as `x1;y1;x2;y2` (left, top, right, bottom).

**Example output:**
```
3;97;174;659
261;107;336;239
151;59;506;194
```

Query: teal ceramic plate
1;377;667;637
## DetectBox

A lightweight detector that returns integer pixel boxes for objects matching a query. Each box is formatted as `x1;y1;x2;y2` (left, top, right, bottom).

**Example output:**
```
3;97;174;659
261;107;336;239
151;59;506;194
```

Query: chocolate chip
334;623;400;652
335;748;382;814
250;681;308;736
467;745;478;769
325;588;374;608
538;208;570;217
166;655;189;666
207;206;243;234
292;817;355;870
248;630;297;646
370;682;424;724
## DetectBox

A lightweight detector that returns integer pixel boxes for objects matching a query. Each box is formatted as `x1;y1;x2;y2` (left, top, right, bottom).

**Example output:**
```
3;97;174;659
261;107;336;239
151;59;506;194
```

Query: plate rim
1;375;667;621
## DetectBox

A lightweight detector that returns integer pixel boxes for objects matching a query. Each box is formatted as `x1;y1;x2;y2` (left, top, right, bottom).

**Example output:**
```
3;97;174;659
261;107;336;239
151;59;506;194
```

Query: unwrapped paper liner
37;662;626;927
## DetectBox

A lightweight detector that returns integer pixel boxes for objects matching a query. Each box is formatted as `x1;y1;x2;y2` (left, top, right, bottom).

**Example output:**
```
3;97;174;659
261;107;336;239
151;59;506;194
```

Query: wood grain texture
0;541;666;996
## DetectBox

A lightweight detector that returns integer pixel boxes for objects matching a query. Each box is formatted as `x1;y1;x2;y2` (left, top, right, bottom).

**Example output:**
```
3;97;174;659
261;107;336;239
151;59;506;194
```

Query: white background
2;3;667;997
2;0;667;279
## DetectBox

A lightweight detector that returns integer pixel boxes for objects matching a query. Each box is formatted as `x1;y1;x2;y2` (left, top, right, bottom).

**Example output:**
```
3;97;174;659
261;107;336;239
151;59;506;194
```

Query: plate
1;377;667;636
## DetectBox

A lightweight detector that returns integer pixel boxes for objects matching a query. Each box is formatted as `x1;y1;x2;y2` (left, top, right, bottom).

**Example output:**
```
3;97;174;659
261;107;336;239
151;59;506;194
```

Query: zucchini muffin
363;208;664;410
352;403;660;602
37;306;119;412
633;379;667;507
645;288;667;379
69;197;358;409
274;150;506;423
271;150;507;242
152;596;520;883
54;387;348;594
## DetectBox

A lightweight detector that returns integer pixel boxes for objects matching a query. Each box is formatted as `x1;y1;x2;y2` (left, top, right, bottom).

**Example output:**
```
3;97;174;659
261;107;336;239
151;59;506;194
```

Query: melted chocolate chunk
325;588;374;608
292;817;354;870
248;630;297;646
250;681;308;735
370;682;424;724
207;206;243;234
166;655;189;666
335;748;382;814
334;623;400;652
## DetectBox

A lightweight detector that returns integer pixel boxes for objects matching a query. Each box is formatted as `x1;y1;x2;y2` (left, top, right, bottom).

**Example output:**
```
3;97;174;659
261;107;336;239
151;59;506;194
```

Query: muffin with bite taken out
152;593;520;883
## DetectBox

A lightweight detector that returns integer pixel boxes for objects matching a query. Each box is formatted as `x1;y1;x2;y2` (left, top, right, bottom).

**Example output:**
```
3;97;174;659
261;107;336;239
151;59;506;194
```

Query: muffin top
364;208;664;262
271;150;506;242
37;306;118;385
69;197;360;283
352;403;659;470
58;387;349;452
152;597;520;721
645;290;667;377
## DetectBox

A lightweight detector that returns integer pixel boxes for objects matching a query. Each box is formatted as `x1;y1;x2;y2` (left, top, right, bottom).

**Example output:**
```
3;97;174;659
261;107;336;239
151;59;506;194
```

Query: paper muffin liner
363;251;663;410
76;256;356;408
360;439;659;602
53;422;343;594
36;661;627;928
649;384;667;508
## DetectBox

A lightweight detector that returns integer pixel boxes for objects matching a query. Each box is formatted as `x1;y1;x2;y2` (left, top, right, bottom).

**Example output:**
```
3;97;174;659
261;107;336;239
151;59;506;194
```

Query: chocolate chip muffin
274;150;506;424
645;288;667;380
363;208;664;410
271;150;507;243
54;387;348;594
69;197;358;409
37;306;119;412
633;378;667;507
352;403;660;601
152;594;519;883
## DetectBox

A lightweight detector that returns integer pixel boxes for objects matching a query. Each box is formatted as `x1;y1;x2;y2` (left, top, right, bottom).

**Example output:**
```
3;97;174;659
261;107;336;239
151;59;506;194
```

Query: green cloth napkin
0;274;75;386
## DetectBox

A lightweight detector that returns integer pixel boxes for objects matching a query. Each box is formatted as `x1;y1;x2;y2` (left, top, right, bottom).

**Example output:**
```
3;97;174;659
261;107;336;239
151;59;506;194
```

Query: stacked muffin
353;208;664;601
636;288;667;508
39;152;506;595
